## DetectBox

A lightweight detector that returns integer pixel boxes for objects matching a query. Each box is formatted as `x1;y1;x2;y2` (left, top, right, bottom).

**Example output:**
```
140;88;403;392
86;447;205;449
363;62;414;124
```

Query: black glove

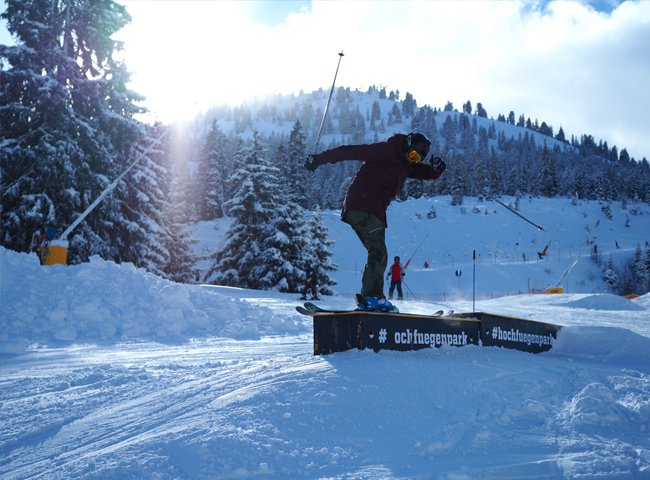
430;156;446;174
304;154;319;172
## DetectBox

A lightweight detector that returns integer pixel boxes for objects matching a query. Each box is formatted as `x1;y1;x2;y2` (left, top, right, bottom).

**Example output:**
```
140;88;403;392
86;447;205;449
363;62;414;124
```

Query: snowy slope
193;195;650;298
1;196;650;479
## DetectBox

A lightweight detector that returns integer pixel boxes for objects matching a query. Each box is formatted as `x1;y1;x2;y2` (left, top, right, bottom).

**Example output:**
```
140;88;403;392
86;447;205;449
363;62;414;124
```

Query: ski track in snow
2;326;649;479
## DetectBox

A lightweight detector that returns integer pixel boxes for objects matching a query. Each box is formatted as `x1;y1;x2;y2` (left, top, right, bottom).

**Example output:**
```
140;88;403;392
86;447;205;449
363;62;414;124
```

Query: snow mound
560;293;646;311
552;326;650;368
633;292;650;308
0;247;305;354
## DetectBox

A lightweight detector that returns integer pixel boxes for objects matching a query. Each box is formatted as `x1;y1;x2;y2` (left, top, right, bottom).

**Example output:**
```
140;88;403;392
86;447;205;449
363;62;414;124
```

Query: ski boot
356;294;399;313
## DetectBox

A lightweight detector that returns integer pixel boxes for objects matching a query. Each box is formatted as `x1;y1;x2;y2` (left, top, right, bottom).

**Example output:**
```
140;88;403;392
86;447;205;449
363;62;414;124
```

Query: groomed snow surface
2;197;650;479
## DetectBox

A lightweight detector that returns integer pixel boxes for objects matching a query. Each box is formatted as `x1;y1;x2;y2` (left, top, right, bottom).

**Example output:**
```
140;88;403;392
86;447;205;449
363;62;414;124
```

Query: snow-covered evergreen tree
603;257;619;291
204;133;285;289
195;119;230;220
303;208;338;296
538;145;558;197
645;246;650;293
146;124;198;282
261;199;306;292
283;120;309;208
1;0;145;262
111;131;172;275
632;243;649;294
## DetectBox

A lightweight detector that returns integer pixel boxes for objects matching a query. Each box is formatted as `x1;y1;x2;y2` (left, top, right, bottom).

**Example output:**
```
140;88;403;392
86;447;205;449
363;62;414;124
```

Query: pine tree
111;130;172;276
448;153;467;206
603;257;619;291
195;119;230;220
204;133;285;289
284;120;309;208
645;246;650;293
486;148;502;196
632;244;648;294
538;145;558;197
440;115;457;148
262;197;308;292
146;124;198;282
1;0;144;262
303;208;337;296
472;152;486;197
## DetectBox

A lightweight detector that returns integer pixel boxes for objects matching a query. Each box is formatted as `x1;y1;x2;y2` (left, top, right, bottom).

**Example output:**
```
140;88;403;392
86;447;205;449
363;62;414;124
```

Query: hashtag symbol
378;328;387;343
491;327;498;338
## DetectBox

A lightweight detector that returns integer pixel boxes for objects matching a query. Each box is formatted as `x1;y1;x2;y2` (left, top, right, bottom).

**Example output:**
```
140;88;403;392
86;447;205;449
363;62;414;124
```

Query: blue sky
2;0;649;160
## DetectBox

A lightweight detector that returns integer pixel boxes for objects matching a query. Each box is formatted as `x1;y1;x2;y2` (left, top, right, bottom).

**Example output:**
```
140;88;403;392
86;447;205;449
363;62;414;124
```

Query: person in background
30;227;49;265
304;132;445;312
299;265;319;301
387;256;405;300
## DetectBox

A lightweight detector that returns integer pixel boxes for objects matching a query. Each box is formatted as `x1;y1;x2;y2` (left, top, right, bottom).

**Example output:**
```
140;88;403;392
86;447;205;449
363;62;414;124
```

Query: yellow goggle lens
408;149;422;163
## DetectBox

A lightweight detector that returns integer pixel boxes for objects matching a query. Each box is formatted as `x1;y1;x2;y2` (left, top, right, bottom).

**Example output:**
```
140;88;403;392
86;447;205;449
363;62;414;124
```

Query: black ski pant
345;210;387;298
388;280;403;299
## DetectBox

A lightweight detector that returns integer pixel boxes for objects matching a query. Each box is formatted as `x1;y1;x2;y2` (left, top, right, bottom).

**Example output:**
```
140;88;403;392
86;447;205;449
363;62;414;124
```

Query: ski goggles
407;145;430;164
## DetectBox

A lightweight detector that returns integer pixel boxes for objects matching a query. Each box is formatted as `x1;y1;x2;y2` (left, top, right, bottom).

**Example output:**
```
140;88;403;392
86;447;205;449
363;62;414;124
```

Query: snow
1;196;650;479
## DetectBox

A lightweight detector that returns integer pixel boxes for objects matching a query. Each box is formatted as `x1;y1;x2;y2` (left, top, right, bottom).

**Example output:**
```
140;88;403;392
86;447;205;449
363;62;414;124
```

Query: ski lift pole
472;250;476;312
404;234;428;269
482;190;545;232
58;132;166;241
554;256;580;289
312;51;344;154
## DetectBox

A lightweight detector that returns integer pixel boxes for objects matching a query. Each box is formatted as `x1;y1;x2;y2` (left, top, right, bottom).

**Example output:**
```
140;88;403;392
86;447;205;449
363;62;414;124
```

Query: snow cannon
31;226;68;266
36;131;167;268
43;239;69;265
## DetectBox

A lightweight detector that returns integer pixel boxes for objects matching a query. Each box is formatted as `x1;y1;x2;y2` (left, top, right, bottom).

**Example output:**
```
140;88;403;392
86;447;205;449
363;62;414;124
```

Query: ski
302;302;355;314
432;309;455;317
297;302;456;317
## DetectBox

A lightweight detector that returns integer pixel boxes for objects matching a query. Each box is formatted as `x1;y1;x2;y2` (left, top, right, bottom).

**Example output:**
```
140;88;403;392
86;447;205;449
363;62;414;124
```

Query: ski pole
482;190;545;232
402;280;416;300
312;51;344;154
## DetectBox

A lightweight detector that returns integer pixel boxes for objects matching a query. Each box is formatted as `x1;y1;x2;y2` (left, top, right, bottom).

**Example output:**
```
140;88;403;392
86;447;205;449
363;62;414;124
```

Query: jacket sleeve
408;162;444;180
314;142;391;166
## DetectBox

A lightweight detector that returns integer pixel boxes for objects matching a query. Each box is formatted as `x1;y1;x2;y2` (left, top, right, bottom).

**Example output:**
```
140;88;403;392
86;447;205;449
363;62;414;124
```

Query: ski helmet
404;132;431;163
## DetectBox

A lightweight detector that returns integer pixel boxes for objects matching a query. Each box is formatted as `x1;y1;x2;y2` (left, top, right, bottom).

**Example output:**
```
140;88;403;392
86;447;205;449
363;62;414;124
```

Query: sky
1;0;649;160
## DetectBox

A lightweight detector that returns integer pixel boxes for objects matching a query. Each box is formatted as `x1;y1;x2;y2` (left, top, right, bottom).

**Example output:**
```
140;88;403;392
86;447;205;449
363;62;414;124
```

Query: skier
537;243;549;260
304;132;446;312
299;265;319;301
387;256;404;300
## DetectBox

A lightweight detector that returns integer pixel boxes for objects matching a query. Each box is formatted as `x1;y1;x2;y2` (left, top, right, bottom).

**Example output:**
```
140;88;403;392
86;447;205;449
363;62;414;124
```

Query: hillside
191;195;650;299
174;86;649;230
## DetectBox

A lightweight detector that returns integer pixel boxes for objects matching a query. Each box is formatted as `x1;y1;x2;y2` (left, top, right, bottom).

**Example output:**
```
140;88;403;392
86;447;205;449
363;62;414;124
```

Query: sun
115;1;317;124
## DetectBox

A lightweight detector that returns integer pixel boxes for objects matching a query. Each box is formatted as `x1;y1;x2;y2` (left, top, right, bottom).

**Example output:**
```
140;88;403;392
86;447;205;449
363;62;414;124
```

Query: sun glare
115;1;320;124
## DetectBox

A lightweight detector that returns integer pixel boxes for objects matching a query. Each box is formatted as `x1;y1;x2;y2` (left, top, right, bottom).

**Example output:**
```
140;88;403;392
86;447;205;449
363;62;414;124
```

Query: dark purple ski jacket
313;133;443;227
